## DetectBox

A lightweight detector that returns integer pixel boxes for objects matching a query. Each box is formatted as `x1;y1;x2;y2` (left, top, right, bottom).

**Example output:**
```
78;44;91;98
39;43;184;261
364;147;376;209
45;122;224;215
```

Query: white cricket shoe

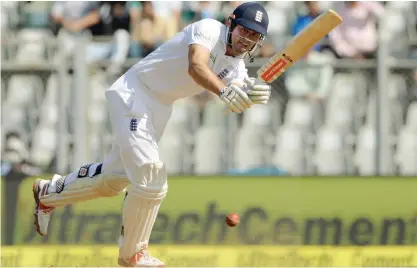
118;237;164;267
32;176;58;236
118;250;164;267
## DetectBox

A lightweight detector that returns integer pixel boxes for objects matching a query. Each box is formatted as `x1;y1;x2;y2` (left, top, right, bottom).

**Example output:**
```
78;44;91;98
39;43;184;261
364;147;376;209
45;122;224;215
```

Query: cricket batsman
32;2;271;266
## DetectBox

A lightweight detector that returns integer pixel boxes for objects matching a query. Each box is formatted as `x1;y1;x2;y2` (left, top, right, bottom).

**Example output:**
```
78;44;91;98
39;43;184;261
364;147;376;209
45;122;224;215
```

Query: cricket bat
257;9;342;84
224;9;342;113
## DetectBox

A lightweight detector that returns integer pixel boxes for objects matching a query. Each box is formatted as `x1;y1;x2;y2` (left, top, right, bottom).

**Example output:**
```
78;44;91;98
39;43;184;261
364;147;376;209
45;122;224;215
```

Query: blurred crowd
2;2;414;59
2;1;416;85
1;1;417;176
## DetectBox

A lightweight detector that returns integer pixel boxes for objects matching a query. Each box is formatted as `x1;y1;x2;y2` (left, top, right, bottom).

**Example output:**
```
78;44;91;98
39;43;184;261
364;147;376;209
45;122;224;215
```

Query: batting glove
244;77;272;104
219;80;253;114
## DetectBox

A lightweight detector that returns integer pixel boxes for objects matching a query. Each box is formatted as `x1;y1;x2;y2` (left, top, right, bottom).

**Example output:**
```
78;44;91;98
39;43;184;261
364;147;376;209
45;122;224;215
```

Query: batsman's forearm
188;63;226;96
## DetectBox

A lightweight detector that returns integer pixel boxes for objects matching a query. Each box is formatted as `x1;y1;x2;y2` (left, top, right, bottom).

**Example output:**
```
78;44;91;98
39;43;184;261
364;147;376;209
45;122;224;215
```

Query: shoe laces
140;245;151;260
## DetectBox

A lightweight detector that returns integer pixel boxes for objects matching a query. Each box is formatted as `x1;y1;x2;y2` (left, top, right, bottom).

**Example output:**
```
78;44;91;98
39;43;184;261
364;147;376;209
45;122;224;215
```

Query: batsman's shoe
118;243;164;267
32;176;57;236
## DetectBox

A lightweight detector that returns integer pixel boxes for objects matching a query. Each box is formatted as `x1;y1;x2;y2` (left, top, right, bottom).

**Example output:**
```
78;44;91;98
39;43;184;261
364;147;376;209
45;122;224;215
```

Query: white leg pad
40;163;129;208
119;162;167;262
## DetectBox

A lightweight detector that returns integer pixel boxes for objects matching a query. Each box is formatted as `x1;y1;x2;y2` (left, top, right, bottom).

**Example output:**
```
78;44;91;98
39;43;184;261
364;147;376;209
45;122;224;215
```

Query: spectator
328;1;385;59
217;1;246;23
51;1;101;58
130;1;175;58
87;1;140;74
52;1;140;74
292;1;323;52
108;1;140;33
151;2;182;33
197;2;218;20
181;2;218;25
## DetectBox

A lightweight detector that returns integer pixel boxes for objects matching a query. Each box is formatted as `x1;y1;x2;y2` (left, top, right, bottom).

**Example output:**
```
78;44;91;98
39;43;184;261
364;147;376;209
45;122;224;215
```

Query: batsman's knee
129;162;168;200
95;174;129;197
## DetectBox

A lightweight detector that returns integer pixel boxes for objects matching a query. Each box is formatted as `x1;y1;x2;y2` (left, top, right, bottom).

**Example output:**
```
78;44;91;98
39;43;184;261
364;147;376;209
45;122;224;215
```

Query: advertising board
2;245;417;267
6;176;417;245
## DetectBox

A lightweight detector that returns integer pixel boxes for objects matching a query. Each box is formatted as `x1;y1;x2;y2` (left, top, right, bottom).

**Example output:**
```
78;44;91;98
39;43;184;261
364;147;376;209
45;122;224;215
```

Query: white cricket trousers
39;72;172;209
103;72;173;183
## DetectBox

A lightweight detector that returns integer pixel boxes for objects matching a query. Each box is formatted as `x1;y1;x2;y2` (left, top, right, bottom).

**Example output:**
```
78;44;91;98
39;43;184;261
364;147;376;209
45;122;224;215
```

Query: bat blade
257;9;342;84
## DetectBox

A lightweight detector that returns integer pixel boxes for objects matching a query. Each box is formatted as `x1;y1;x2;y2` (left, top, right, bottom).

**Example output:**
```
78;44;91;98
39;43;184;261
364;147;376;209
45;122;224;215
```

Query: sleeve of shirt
187;19;221;51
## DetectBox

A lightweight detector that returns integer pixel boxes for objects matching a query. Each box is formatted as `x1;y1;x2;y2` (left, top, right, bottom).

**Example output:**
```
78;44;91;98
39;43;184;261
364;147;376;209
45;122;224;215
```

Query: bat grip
256;77;270;87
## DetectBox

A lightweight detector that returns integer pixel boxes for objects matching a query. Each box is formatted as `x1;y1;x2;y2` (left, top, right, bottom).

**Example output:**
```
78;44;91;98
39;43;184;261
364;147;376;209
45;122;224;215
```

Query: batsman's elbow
188;64;197;77
187;65;194;77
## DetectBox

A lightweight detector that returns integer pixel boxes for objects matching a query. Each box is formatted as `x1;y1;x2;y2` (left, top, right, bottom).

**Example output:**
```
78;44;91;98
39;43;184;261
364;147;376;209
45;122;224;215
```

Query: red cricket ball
226;213;240;227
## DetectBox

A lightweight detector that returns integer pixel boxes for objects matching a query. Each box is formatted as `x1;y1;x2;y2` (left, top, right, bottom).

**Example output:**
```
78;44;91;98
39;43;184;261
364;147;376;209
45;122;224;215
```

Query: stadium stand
1;1;417;176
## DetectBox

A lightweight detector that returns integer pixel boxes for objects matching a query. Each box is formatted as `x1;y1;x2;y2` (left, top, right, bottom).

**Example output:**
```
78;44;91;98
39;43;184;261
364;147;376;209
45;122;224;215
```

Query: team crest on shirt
130;118;138;131
217;69;229;80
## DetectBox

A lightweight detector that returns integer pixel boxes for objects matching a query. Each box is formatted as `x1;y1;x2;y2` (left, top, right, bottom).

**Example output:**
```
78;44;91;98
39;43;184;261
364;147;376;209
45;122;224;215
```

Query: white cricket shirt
127;19;249;104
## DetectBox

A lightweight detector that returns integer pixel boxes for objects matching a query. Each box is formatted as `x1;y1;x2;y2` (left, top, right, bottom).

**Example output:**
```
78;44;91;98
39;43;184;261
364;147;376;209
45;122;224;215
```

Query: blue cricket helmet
231;2;269;36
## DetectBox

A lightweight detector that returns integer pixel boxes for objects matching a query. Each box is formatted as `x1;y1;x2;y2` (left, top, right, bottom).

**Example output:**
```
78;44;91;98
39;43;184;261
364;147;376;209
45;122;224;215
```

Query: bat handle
255;76;262;84
256;76;268;85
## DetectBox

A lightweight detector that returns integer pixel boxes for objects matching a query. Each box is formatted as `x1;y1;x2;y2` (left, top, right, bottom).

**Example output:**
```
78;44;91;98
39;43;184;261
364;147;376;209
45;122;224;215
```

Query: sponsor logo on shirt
209;53;217;63
194;31;211;43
